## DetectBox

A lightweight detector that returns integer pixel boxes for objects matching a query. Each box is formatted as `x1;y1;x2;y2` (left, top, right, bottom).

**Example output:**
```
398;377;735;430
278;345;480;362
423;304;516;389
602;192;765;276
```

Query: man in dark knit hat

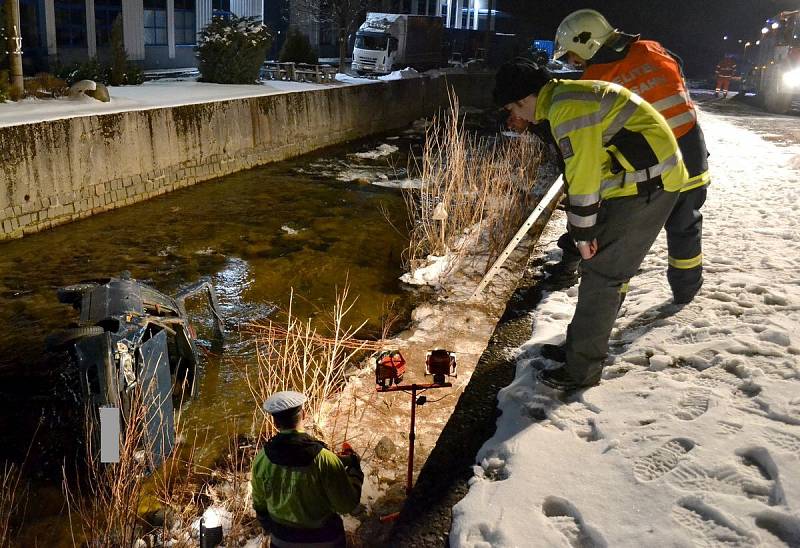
494;59;688;390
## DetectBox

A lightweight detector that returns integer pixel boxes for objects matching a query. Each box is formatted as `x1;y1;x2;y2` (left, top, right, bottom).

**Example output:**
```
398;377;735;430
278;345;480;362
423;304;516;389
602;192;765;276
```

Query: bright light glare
772;22;780;29
762;27;769;34
783;68;800;87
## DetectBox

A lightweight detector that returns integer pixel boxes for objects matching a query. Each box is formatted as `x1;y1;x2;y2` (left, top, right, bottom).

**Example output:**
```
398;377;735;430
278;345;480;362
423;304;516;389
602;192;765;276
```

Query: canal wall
0;74;494;241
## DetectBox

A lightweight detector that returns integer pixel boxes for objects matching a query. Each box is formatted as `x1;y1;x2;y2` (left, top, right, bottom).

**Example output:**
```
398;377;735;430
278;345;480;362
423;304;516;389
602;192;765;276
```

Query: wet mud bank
0;74;493;241
385;212;563;547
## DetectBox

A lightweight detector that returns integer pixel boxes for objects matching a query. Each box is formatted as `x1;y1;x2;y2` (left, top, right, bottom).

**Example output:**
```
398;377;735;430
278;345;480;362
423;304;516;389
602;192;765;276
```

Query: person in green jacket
494;59;688;391
251;391;363;547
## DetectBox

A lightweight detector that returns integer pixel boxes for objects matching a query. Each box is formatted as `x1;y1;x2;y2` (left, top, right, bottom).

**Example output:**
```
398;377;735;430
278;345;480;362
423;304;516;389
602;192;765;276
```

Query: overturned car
48;272;223;468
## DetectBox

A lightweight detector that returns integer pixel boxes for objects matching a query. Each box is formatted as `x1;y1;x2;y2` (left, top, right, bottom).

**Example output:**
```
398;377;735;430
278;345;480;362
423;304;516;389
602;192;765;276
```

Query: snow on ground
450;108;800;547
0;79;331;127
352;143;399;159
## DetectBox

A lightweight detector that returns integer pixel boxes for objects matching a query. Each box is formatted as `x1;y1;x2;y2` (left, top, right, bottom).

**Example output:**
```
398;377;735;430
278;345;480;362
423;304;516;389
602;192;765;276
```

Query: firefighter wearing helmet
544;9;710;324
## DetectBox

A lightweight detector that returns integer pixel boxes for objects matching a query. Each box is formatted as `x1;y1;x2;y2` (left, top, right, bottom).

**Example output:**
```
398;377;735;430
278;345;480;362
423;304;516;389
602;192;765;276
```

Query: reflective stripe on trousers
668;253;703;269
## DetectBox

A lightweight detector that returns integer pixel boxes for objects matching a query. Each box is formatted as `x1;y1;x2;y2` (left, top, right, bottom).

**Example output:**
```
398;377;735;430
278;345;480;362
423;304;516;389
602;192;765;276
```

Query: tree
197;15;273;84
3;0;23;99
279;26;319;64
293;0;375;70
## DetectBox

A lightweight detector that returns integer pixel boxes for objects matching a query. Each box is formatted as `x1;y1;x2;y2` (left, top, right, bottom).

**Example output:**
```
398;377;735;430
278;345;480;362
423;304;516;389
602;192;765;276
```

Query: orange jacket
715;58;737;78
582;39;697;138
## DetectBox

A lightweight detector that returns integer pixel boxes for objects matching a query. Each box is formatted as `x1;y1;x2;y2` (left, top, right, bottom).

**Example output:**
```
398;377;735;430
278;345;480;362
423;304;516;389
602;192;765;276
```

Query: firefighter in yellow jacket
494;59;688;390
546;9;710;309
251;391;363;547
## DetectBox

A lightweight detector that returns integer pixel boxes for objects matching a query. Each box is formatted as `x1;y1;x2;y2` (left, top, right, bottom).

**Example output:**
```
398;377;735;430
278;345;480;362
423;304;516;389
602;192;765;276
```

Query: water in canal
0;129;421;540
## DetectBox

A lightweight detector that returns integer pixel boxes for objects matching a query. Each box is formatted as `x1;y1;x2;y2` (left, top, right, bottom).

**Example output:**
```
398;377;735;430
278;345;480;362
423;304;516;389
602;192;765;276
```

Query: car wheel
57;283;98;305
46;326;105;351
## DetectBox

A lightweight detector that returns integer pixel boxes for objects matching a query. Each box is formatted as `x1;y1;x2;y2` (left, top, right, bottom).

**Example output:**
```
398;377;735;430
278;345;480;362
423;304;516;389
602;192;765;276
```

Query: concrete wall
0;74;493;241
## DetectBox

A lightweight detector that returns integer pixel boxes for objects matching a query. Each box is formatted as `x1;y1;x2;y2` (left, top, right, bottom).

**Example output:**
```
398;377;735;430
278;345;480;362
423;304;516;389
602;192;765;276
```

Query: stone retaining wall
0;74;493;241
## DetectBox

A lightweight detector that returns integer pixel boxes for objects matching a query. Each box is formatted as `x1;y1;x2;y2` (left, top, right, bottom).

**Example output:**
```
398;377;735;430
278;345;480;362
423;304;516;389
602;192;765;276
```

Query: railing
261;62;339;84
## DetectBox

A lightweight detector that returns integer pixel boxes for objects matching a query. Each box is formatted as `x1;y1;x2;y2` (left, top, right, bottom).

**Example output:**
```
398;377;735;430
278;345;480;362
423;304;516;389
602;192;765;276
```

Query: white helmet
554;9;616;61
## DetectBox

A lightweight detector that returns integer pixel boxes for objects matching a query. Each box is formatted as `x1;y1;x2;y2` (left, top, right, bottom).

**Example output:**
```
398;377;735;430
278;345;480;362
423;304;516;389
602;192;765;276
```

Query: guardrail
262;62;338;84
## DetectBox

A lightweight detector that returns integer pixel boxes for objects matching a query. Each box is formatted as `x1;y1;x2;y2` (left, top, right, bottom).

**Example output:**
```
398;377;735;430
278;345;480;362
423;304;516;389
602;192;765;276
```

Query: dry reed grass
404;93;544;275
0;462;25;547
245;286;378;446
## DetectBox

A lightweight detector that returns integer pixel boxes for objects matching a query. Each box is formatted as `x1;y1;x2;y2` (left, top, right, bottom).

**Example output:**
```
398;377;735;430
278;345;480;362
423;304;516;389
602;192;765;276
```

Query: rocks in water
374;435;397;460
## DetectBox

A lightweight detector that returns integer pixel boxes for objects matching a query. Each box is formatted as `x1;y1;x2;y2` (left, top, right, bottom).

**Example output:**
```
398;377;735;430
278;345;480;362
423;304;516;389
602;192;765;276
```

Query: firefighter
251;391;363;547
715;55;738;98
494;59;687;390
543;9;710;314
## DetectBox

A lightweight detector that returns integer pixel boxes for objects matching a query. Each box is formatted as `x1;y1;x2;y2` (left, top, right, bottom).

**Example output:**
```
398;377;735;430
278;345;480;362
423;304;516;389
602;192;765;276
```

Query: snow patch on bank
352;143;399;159
451;107;800;546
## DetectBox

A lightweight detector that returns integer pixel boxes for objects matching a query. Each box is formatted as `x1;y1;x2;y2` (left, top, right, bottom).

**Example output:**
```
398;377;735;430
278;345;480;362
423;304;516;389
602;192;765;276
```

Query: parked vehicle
351;13;445;75
48;273;223;469
743;10;800;113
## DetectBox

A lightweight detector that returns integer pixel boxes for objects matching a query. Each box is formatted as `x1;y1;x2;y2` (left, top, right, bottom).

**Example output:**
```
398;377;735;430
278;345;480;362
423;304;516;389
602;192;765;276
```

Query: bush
279;27;318;65
24;72;68;98
56;56;144;88
197;15;272;84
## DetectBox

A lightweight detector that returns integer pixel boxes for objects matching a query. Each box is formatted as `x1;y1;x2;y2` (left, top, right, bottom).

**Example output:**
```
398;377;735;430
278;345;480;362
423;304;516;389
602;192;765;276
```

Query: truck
351;13;444;75
743;10;800;113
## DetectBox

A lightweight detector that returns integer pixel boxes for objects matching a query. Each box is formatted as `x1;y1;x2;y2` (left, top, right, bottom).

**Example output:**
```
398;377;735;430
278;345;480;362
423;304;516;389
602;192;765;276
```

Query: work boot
543;262;579;286
540;343;566;363
537;366;600;392
673;279;703;305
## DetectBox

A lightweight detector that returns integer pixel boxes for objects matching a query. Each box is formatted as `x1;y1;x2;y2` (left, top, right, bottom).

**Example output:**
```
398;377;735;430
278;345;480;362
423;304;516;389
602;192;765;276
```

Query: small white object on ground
378;67;420;81
68;79;97;99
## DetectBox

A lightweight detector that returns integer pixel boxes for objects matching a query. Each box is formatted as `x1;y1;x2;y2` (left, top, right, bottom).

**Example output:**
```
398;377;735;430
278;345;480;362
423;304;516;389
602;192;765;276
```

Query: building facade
20;0;262;70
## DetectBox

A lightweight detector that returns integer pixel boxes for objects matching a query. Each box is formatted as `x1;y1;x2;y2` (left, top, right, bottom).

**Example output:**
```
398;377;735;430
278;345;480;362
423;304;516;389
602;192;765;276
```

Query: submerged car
48;272;223;468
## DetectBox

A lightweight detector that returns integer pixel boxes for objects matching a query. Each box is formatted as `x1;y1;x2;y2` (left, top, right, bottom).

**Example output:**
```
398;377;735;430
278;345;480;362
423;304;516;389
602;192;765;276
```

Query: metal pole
5;0;24;97
406;385;417;495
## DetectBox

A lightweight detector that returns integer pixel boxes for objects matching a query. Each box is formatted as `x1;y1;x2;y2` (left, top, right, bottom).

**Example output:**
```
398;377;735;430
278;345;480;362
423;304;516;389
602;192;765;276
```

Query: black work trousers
564;188;679;384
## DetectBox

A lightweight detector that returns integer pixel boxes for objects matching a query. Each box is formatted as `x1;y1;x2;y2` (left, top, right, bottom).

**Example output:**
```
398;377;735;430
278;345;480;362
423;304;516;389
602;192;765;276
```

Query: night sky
503;0;799;78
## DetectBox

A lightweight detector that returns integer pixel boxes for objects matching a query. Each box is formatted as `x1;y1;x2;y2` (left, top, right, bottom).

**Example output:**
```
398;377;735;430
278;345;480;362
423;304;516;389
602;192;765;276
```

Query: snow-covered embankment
451;108;800;546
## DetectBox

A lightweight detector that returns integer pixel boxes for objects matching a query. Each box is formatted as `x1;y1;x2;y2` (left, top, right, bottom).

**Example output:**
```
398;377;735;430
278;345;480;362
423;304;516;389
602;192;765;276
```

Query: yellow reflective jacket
535;79;689;240
251;430;363;531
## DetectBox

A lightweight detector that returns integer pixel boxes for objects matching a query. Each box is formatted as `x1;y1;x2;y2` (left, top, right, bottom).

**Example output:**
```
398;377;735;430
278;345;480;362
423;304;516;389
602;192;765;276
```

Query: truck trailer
351;13;444;75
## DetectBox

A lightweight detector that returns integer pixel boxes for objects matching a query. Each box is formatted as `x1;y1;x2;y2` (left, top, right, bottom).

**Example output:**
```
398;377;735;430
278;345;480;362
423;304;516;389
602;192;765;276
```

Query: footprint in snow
671;496;758;547
762;427;800;454
754;509;800;546
547;402;604;442
541;496;607;548
633;438;695;482
668;446;783;506
672;389;711;421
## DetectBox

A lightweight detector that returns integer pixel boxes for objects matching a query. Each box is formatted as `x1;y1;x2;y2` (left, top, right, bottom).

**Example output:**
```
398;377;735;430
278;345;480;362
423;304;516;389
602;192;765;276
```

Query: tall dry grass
0;462;25;547
63;391;153;546
404;94;544;275
245;287;381;446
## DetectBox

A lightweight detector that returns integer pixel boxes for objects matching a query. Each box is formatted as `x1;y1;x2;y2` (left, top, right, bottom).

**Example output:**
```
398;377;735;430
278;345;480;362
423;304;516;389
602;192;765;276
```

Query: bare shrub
245;286;381;445
404;93;544;275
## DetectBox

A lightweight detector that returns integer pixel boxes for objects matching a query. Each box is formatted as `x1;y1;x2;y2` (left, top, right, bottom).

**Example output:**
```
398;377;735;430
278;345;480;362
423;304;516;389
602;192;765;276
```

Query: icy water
0;131;420;542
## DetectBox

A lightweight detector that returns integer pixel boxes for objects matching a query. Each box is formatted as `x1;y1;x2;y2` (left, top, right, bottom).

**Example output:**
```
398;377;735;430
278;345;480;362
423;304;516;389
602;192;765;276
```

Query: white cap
263;390;307;414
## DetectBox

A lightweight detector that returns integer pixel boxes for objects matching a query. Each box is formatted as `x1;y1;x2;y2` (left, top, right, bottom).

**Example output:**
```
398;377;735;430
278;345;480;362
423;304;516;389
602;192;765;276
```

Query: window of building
54;0;87;47
175;0;196;44
144;0;167;45
95;0;122;47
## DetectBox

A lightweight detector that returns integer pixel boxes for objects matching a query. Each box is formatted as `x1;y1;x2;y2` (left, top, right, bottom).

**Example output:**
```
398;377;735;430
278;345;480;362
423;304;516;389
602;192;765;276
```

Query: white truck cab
352;13;443;75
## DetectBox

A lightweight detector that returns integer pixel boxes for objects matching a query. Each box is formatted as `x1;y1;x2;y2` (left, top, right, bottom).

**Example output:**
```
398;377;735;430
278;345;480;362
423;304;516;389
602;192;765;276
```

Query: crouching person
251;391;364;547
494;59;688;390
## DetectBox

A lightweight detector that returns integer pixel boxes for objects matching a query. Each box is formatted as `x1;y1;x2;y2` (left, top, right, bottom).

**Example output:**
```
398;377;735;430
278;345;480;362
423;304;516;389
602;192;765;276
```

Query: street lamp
762;27;769;34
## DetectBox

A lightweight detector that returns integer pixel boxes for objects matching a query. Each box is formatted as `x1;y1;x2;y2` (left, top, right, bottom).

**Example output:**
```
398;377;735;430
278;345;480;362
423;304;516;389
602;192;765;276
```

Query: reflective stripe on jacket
582;39;698;139
535;79;688;240
251;430;363;534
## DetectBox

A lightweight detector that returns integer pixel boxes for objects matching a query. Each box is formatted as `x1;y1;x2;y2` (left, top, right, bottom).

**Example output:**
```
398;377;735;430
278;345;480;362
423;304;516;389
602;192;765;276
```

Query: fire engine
744;10;800;113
